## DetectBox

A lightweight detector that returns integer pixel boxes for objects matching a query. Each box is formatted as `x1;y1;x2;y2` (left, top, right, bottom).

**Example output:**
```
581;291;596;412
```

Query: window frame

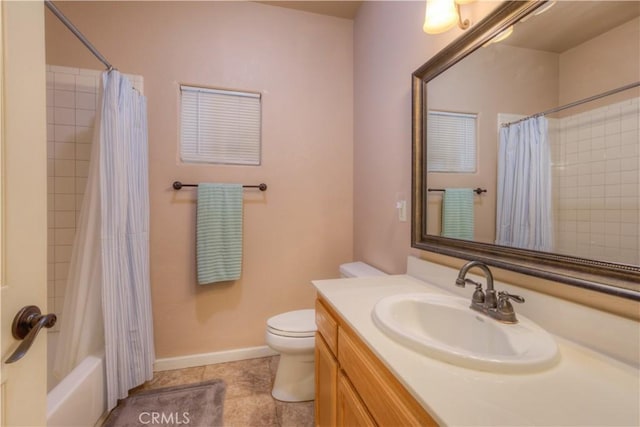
426;110;478;174
179;84;262;166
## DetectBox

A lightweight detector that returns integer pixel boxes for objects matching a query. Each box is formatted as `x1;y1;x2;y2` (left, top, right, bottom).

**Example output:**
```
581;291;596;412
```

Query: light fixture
534;0;557;16
482;25;514;48
520;0;557;23
423;0;471;35
491;25;514;43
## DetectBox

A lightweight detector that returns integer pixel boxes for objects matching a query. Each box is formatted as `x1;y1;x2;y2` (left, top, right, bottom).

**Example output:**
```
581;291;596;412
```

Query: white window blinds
180;85;261;165
427;110;477;173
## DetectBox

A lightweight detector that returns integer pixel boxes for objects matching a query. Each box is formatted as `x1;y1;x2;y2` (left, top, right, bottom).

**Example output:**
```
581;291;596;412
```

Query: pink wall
45;1;354;358
353;0;501;273
559;17;640;107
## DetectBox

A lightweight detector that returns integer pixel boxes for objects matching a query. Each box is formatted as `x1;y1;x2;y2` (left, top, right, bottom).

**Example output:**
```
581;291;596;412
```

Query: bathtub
47;333;106;426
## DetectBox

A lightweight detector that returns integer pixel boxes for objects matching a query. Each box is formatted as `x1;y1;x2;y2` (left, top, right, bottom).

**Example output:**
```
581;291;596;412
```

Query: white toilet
265;261;386;402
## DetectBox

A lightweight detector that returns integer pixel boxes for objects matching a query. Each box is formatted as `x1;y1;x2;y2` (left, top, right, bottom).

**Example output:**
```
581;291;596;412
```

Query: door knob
5;305;57;364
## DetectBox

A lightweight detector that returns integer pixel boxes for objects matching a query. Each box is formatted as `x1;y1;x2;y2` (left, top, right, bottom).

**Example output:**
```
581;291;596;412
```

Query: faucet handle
457;278;485;304
456;277;481;288
498;291;525;304
496;292;523;324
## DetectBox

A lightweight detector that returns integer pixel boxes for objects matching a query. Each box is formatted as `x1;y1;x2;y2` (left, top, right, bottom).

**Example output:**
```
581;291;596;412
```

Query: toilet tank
339;262;387;278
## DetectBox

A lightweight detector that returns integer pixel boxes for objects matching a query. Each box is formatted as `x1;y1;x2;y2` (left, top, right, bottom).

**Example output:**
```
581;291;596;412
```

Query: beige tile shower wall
46;65;99;328
554;17;640;266
46;65;143;328
554;98;639;265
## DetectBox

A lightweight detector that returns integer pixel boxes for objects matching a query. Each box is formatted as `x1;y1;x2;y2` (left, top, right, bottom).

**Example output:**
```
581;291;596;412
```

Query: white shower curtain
496;116;553;251
100;70;154;410
54;70;154;411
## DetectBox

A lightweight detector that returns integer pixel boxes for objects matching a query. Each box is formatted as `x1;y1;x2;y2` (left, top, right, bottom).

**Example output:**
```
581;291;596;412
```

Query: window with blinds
180;85;261;165
427;110;477;173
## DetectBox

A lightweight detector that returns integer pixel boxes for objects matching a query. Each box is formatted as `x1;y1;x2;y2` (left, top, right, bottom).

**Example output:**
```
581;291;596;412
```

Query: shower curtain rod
45;0;114;71
502;81;640;127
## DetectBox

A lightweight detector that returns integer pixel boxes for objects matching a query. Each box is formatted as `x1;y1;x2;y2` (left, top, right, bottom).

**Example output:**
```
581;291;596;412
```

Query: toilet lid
267;309;316;338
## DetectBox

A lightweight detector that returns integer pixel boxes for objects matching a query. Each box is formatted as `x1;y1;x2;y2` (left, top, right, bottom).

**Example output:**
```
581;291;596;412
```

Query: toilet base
271;353;315;402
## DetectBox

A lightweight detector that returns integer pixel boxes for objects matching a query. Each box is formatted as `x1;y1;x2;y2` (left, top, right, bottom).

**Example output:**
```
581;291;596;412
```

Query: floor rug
103;379;226;427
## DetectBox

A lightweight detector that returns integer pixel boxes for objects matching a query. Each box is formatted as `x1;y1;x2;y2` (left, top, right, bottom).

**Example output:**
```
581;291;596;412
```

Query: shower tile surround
46;65;143;329
551;97;639;265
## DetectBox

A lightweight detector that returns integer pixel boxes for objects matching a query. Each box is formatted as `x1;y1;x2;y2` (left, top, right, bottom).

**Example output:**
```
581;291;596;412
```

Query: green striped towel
442;188;474;240
197;183;243;284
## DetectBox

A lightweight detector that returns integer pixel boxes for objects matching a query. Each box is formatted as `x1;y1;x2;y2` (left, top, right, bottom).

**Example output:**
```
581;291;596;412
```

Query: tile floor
131;356;314;427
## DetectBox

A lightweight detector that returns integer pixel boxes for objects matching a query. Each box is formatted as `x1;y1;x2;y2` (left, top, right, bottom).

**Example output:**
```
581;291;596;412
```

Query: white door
0;1;48;426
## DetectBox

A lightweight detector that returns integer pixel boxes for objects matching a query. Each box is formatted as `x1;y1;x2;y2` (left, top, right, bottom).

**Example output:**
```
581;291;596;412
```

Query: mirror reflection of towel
441;188;474;240
197;183;243;284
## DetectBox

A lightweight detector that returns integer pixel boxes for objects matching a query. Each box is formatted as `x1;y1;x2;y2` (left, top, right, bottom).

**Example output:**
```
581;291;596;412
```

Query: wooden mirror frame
411;1;640;301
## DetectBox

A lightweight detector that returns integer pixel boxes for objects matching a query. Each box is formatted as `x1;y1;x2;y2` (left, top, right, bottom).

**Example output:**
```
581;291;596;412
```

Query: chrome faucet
456;260;524;323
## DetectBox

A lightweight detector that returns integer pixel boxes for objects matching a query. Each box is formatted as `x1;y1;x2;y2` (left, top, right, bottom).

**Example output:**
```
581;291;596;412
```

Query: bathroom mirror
412;0;640;299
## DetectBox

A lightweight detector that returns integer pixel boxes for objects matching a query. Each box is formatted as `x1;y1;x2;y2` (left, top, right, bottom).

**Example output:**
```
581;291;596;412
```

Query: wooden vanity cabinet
315;332;337;427
315;296;437;427
337;371;376;426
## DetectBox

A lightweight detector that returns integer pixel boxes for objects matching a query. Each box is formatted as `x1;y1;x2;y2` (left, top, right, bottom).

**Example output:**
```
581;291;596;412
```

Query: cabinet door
315;332;338;427
316;298;338;354
338;328;437;426
337;371;376;427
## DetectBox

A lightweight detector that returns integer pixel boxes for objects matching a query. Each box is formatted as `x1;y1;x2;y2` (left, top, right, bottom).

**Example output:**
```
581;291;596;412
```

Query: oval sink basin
372;293;559;373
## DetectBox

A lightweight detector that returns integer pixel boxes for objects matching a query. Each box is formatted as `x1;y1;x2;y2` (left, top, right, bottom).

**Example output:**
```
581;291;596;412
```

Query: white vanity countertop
313;274;640;426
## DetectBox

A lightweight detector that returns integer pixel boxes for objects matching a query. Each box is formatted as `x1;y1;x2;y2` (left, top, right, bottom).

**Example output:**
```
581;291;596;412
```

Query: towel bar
428;188;486;195
172;181;267;191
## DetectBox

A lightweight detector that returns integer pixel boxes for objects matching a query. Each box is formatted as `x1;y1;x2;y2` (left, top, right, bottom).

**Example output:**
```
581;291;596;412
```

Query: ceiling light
534;0;557;16
482;25;514;47
492;25;514;43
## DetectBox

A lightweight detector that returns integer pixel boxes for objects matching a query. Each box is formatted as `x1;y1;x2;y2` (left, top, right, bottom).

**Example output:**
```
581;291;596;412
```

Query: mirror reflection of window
427;110;477;173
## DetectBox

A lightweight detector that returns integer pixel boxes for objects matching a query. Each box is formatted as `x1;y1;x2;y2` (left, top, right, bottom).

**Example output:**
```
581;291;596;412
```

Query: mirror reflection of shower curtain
496;116;553;251
53;70;154;411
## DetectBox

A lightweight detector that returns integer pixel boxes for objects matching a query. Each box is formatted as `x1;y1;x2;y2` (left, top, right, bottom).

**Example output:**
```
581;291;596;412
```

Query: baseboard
94;411;109;427
153;345;279;372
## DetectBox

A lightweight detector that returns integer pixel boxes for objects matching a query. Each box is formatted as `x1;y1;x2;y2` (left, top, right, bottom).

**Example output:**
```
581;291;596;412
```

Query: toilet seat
266;309;316;338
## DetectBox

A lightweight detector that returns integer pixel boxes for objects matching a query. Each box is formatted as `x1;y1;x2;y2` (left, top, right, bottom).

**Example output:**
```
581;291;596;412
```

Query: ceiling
504;1;640;53
256;1;362;19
